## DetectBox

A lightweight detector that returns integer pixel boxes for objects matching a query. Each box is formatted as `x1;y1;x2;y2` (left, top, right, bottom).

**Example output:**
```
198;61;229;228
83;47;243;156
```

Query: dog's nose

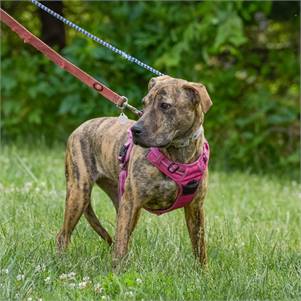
131;124;143;137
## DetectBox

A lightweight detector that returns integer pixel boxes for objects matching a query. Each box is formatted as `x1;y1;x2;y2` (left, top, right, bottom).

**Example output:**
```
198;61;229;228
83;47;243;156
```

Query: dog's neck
160;123;205;164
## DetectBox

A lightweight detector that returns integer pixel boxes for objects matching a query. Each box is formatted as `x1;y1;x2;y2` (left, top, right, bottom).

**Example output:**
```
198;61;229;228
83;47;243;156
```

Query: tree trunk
39;1;66;50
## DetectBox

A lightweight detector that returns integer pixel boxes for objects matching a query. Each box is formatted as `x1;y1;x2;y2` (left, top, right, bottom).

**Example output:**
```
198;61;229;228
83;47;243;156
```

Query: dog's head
131;75;212;148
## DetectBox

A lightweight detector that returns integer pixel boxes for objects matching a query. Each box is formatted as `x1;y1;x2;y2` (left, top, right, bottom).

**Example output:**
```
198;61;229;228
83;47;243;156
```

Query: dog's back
67;117;134;183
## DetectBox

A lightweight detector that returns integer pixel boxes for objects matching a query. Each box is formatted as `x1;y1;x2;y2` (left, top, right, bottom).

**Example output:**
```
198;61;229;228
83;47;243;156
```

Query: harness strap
0;8;126;108
118;131;134;199
146;142;209;215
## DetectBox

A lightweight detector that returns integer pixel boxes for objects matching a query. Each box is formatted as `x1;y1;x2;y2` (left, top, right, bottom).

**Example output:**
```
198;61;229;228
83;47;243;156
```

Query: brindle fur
56;76;212;266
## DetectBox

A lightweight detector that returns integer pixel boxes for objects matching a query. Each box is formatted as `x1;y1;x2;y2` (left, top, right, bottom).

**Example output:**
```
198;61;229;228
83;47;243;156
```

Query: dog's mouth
132;138;149;148
133;137;170;148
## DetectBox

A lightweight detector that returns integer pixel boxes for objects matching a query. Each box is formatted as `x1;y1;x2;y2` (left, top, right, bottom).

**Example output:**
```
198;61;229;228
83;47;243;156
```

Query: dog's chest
133;165;178;210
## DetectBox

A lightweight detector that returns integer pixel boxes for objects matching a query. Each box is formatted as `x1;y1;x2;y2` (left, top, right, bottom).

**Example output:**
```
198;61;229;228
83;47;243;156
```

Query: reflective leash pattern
31;0;164;77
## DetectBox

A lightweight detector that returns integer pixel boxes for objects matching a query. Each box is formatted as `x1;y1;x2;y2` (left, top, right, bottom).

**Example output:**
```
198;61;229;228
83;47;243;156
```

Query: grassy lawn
0;144;300;301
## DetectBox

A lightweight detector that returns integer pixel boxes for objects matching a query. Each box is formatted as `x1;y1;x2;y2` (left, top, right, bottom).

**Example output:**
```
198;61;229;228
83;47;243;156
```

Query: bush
1;1;299;177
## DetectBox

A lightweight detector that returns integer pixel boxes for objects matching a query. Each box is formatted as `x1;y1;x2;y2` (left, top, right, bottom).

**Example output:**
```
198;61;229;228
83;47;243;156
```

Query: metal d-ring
117;96;128;111
117;96;143;117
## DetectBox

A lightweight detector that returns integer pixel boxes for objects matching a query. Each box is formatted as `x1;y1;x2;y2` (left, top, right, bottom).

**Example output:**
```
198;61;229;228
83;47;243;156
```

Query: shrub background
0;1;299;177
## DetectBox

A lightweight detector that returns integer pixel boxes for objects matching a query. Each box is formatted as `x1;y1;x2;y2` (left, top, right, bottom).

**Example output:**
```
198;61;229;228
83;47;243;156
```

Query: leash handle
0;8;130;109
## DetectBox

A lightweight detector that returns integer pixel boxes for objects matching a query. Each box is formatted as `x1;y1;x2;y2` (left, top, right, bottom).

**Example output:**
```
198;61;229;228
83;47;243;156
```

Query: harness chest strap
118;132;210;216
118;132;135;198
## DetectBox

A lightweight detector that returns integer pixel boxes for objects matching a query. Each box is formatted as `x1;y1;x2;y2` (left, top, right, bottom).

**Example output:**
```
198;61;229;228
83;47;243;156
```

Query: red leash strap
0;8;126;107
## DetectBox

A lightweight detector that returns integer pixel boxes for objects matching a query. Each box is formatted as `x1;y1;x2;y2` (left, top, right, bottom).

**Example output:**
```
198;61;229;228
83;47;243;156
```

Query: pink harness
118;131;210;215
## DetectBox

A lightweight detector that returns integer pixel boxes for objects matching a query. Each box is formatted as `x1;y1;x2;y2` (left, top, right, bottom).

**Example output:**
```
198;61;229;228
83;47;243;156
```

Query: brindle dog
56;75;212;266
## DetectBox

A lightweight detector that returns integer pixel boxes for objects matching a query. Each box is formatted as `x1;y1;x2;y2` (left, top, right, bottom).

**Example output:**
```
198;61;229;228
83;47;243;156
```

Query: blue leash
30;0;164;77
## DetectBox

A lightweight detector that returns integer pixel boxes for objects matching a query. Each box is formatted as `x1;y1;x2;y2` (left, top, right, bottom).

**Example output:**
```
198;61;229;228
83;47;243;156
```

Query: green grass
0;144;300;301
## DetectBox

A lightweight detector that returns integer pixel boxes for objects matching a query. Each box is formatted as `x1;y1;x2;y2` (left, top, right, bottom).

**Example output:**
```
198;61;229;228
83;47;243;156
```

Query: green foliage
0;1;299;176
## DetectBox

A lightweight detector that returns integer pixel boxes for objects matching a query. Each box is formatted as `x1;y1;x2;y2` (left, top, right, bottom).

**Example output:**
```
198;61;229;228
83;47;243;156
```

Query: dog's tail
84;203;113;246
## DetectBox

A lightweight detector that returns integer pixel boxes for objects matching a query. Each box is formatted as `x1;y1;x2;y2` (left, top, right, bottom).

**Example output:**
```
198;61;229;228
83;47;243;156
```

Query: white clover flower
67;272;76;279
125;291;134;297
35;264;46;272
16;274;25;281
24;182;33;193
68;283;76;289
1;268;9;274
78;281;88;289
83;276;90;281
44;276;51;283
94;283;103;293
59;273;68;280
136;278;142;284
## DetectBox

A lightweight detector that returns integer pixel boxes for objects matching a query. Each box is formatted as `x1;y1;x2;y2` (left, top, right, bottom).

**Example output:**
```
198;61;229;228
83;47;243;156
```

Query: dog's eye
160;103;171;110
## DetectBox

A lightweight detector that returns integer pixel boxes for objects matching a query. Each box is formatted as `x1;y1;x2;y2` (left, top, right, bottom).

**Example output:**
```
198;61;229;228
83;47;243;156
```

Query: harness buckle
182;180;199;195
167;162;180;173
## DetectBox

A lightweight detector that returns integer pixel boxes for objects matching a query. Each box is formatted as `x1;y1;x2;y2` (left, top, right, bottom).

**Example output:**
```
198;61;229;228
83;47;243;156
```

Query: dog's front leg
113;194;141;267
184;196;207;266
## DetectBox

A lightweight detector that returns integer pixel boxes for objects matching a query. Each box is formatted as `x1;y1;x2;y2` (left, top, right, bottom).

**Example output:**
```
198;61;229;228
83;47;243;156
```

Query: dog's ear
148;75;170;90
183;83;212;113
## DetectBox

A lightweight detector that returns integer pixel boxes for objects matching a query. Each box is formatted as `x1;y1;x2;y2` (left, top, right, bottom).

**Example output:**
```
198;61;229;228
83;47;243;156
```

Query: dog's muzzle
131;124;148;146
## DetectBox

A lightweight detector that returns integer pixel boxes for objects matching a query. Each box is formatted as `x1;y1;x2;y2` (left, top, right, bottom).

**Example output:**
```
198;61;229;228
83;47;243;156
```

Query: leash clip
117;96;128;110
118;97;129;124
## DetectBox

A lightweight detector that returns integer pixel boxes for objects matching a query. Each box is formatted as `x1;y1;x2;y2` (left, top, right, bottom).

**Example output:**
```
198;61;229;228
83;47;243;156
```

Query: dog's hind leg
84;203;112;245
56;182;92;252
56;136;93;253
56;184;92;253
